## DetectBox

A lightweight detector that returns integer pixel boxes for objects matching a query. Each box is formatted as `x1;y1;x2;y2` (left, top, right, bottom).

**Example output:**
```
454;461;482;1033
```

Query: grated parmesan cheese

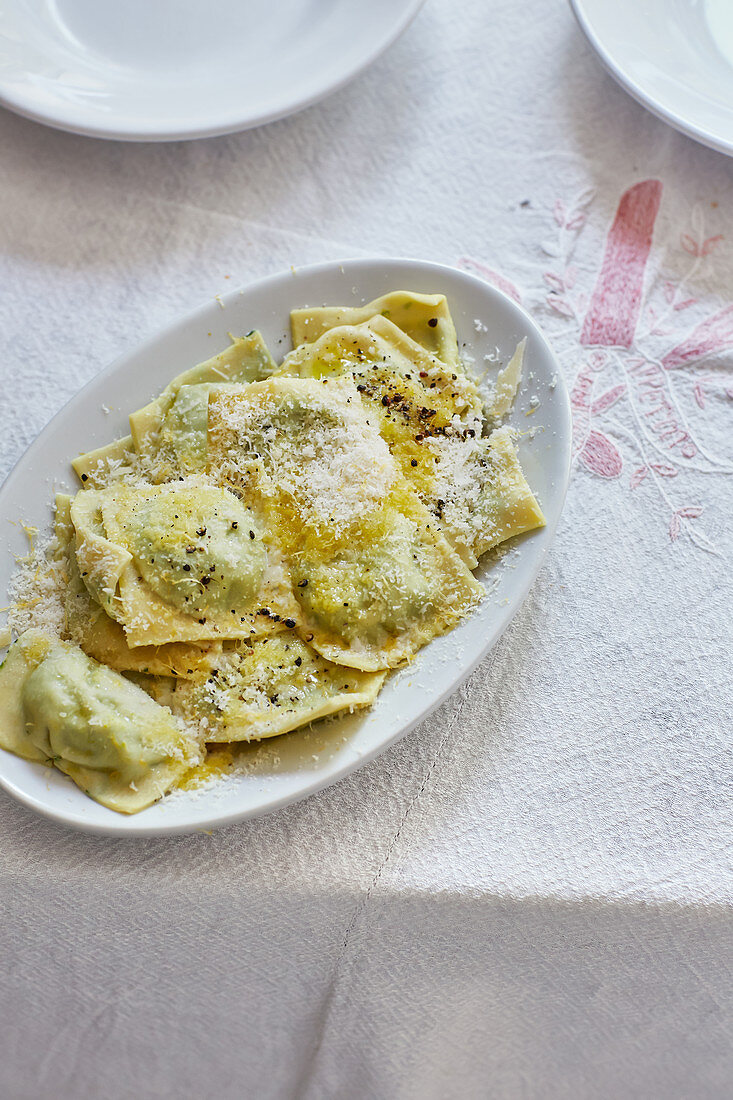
213;378;396;532
7;529;67;641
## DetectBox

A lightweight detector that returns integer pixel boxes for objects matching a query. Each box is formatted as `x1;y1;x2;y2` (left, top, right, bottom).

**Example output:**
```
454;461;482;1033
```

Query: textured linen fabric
1;1;732;1097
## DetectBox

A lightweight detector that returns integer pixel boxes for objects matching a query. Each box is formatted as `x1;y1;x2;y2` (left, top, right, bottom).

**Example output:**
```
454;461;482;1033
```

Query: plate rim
0;0;426;142
0;256;571;836
569;0;733;158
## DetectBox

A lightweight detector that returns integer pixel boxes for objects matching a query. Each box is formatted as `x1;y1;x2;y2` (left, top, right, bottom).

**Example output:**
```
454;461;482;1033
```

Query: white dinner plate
570;0;733;157
0;0;425;141
0;258;571;835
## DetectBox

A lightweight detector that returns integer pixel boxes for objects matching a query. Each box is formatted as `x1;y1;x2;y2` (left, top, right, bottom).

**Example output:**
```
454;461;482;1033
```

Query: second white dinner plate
0;257;571;835
570;0;733;156
0;0;425;141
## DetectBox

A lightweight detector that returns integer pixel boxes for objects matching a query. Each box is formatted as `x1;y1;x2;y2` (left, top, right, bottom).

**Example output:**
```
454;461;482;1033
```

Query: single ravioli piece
71;482;295;647
291;291;461;369
21;639;201;813
208;375;483;670
126;331;277;482
426;427;545;567
288;479;484;669
0;629;55;761
167;633;385;742
55;495;219;679
0;629;201;812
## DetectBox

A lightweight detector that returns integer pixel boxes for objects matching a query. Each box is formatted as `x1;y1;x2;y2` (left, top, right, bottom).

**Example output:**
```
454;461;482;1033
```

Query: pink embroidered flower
459;176;727;551
578;430;623;479
650;464;678;478
581;180;663;348
669;507;703;541
592;384;626;414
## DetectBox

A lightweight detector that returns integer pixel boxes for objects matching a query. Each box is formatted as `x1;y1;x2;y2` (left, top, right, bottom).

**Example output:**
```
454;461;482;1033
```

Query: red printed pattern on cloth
461;179;732;549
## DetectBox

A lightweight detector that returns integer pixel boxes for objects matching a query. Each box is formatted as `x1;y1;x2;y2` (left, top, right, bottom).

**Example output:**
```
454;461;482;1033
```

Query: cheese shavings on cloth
1;291;545;813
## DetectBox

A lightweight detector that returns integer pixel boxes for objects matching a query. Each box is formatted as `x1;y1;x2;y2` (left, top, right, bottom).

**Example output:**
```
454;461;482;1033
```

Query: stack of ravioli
0;292;545;814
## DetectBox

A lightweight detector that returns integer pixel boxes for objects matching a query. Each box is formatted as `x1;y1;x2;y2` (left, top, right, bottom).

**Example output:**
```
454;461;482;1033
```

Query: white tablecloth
1;2;732;1097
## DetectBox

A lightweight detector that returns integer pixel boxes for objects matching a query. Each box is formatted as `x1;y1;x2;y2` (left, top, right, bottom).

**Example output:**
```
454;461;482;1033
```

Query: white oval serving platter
0;258;571;835
570;0;733;157
0;0;426;142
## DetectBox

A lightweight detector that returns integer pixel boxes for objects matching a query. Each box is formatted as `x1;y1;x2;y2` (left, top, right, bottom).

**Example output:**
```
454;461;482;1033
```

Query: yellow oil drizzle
177;744;236;790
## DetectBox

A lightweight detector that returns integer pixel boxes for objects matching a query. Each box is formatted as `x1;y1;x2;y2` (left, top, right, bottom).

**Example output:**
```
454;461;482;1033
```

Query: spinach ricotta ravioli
1;291;545;814
0;630;201;812
158;634;385;743
70;482;295;647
